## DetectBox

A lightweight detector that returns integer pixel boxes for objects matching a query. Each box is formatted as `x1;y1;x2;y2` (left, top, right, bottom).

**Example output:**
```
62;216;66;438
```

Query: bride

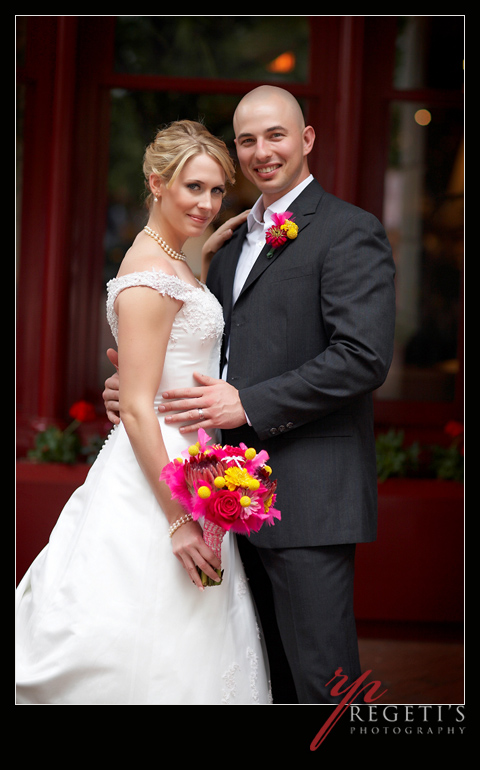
16;120;272;705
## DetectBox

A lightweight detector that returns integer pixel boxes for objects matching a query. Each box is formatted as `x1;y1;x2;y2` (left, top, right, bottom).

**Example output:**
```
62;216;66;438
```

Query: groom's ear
303;125;316;157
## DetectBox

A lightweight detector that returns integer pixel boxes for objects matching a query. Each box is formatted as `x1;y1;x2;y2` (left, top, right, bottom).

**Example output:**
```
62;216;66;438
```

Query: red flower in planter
444;420;463;439
28;401;102;465
69;400;97;423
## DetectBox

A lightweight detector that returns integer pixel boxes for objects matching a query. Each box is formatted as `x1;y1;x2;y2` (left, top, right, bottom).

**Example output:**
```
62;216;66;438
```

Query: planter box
354;479;464;623
16;462;89;585
16;465;464;625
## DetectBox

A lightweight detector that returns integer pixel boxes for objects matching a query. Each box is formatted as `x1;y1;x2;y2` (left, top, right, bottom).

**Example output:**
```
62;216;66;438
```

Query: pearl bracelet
168;513;193;538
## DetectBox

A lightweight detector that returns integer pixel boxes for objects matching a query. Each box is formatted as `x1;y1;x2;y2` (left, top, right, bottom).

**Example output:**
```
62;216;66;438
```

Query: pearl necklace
143;226;187;262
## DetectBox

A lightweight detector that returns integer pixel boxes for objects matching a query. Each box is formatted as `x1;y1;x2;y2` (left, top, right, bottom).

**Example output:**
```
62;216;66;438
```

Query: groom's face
234;95;313;206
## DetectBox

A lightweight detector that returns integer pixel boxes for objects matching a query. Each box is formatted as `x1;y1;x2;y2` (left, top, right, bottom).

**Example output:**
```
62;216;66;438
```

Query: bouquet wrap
201;519;226;586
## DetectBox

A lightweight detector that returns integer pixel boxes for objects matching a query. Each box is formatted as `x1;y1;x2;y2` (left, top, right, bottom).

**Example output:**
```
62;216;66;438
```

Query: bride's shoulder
116;231;177;279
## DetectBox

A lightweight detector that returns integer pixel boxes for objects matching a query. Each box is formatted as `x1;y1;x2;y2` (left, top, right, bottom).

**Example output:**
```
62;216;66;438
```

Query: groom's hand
159;372;246;433
102;348;121;425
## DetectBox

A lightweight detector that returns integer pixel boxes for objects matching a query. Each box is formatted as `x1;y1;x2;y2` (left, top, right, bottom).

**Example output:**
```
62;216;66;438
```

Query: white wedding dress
16;270;272;705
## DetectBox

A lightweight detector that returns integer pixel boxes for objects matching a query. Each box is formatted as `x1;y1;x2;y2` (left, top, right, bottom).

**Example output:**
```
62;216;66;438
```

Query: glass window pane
98;88;257;389
394;16;464;90
103;88;257;283
114;16;309;82
378;102;464;401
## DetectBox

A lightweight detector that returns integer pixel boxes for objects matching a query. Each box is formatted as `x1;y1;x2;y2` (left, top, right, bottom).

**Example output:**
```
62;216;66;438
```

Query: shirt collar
248;174;314;231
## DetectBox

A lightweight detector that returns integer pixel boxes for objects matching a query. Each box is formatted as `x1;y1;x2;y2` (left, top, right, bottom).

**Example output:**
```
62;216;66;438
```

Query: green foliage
27;420;105;466
429;444;464;482
28;425;82;465
80;434;106;466
375;427;464;482
375;429;420;482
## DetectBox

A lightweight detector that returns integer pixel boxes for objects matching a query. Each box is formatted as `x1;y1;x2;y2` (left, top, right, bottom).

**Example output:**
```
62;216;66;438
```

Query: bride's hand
201;209;250;281
170;519;222;590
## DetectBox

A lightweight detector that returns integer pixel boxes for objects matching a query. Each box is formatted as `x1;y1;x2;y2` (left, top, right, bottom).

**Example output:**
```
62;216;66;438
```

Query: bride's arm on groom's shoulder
200;209;249;282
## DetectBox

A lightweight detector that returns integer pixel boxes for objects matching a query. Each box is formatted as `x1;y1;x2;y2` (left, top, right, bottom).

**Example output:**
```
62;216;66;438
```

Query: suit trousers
237;536;362;704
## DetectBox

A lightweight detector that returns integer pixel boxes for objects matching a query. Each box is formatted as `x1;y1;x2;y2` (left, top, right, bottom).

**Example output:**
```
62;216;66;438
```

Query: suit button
279;425;286;432
269;427;279;436
286;422;294;429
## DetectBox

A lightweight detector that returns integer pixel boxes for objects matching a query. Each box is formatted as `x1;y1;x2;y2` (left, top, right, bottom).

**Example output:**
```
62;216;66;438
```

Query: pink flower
266;230;288;249
271;211;294;227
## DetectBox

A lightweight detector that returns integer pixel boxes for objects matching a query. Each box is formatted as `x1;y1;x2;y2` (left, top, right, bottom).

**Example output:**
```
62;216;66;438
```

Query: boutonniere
265;211;298;258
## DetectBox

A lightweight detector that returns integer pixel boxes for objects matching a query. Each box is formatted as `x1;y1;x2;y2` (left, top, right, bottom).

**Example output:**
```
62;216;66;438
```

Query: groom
104;86;396;703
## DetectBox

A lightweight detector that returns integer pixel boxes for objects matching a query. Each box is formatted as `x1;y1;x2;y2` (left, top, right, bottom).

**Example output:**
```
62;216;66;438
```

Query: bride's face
157;154;226;244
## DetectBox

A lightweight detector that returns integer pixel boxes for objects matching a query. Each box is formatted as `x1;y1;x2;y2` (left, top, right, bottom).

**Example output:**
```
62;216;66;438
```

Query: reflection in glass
114;16;309;82
379;102;463;401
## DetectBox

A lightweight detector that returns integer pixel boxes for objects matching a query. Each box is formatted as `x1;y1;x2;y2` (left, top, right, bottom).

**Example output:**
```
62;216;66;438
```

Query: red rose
207;490;243;529
69;400;96;423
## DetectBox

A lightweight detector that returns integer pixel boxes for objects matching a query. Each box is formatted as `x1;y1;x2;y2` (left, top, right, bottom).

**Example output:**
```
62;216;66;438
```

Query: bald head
233;86;306;134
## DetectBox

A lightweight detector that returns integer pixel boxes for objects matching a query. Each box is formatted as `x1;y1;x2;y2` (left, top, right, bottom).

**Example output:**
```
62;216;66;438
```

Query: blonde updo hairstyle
143;120;235;208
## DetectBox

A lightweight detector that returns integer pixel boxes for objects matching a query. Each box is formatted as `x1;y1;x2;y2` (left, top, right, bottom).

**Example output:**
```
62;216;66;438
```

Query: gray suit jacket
207;179;396;548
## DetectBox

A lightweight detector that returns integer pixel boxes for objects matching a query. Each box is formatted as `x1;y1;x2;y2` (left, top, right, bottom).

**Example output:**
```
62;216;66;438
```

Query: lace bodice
106;269;224;348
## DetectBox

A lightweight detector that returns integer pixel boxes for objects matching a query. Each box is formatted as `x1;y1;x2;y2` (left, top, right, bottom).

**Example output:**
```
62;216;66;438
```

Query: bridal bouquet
160;429;281;586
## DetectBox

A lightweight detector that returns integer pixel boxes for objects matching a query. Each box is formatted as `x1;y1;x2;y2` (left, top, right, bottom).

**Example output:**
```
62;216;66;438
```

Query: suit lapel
221;221;248;334
235;179;324;303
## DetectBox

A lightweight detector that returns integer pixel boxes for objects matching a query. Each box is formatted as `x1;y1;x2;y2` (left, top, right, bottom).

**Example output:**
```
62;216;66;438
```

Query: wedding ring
198;408;205;420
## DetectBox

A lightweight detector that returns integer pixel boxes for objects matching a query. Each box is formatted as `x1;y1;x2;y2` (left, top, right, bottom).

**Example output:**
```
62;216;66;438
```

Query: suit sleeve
239;210;396;441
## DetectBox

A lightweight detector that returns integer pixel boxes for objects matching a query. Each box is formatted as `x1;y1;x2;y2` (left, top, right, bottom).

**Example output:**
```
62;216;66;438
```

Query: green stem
63;419;80;437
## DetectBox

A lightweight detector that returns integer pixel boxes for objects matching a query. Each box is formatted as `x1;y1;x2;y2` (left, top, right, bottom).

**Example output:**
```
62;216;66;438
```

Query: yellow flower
240;496;251;507
263;464;272;475
245;447;257;460
264;494;274;512
214;476;226;489
224;467;256;491
281;220;298;239
198;485;211;498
